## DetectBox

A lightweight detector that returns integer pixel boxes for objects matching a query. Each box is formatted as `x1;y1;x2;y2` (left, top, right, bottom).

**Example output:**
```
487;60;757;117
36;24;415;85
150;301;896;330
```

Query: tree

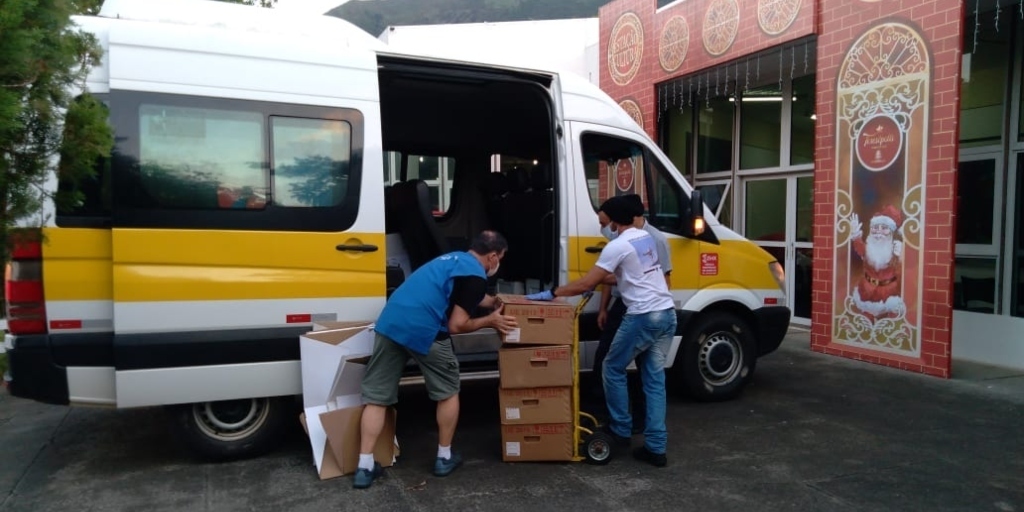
1;0;113;263
216;0;279;7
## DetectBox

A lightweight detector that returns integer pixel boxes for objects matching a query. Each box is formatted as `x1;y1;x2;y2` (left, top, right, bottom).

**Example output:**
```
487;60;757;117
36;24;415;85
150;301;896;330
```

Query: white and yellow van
3;0;790;460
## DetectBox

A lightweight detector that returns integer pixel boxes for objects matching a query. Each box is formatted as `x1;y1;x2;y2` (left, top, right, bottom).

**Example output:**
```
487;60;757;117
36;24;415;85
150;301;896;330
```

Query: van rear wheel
169;396;292;461
674;311;756;402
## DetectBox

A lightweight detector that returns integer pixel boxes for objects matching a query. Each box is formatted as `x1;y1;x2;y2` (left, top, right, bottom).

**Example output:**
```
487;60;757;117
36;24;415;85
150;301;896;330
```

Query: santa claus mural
849;204;905;321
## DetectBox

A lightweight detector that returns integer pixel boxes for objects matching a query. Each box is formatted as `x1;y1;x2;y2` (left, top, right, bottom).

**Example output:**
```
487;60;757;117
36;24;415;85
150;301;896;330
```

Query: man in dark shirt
353;230;518;488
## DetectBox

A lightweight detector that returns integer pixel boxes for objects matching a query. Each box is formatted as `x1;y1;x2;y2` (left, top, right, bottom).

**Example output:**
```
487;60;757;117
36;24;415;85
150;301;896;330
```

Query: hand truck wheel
583;431;614;465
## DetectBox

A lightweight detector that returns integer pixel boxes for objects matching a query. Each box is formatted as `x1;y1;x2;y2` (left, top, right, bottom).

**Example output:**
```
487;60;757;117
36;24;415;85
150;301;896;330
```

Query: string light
995;0;1001;31
778;47;784;92
973;0;980;53
791;45;796;80
756;53;761;81
1019;0;1022;20
745;58;750;91
715;66;720;96
688;77;693;107
804;42;809;75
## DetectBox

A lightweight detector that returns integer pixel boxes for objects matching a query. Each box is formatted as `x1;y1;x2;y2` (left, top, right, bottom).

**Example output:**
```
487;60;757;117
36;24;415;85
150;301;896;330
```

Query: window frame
578;129;717;243
108;90;365;232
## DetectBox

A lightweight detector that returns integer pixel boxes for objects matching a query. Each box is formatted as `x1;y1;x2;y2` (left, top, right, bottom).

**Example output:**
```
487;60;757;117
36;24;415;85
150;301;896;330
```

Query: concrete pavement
1;332;1022;512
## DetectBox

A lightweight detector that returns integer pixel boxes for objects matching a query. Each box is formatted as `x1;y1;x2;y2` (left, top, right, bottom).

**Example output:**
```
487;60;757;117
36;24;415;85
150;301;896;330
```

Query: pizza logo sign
619;99;644;129
608;12;644;86
757;0;802;36
615;159;635;192
659;15;690;73
855;115;903;172
702;0;740;57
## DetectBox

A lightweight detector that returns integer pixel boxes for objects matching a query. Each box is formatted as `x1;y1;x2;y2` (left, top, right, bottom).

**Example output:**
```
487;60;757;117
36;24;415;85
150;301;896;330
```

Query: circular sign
757;0;801;36
856;115;903;172
659;15;690;73
608;12;645;86
702;0;740;57
615;159;635;192
619;99;644;129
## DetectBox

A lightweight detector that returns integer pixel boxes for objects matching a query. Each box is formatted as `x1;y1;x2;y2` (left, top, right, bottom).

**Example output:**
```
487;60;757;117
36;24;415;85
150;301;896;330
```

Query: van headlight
769;261;785;292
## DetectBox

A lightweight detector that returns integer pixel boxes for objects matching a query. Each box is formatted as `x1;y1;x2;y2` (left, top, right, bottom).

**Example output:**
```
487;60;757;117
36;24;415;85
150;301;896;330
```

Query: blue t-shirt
375;251;487;355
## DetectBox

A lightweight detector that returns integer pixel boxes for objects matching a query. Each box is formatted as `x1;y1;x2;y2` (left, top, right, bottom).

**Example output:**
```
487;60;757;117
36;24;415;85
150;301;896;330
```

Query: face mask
601;225;618;241
487;261;500;277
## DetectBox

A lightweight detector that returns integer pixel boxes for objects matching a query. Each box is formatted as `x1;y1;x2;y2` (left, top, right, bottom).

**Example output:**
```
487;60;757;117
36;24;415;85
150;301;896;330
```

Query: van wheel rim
193;399;269;441
699;331;742;385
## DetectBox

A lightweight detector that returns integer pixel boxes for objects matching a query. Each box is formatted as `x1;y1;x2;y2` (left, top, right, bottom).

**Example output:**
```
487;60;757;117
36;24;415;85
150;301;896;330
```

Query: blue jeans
602;307;677;454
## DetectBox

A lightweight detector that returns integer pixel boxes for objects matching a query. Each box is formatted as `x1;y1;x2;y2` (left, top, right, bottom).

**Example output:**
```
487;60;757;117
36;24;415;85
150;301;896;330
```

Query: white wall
952;311;1024;370
379;18;600;85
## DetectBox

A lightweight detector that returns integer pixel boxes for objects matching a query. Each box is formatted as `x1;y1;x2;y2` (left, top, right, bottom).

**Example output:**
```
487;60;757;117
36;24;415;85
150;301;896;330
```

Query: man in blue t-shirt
354;230;517;489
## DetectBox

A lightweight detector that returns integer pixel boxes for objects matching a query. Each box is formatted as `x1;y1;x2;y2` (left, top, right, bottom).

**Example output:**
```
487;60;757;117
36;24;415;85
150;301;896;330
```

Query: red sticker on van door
286;314;312;324
700;253;719;276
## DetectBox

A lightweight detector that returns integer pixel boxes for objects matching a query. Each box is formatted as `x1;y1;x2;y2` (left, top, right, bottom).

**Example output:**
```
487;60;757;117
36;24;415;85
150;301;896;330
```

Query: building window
791;74;816;166
739;84;783;170
956;159;997;245
961;7;1011;149
697;96;734;174
664;107;694;177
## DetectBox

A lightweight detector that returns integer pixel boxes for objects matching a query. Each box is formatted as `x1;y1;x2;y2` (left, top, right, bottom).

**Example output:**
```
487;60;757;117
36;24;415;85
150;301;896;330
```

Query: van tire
674;311;756;402
169;396;292;461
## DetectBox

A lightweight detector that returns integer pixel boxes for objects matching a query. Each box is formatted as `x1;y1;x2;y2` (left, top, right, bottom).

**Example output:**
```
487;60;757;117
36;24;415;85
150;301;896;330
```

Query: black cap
599;195;635;225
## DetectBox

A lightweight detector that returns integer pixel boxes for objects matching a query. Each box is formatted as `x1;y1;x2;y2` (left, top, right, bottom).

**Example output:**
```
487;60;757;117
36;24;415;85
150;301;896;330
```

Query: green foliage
329;0;609;36
215;0;278;7
0;0;113;263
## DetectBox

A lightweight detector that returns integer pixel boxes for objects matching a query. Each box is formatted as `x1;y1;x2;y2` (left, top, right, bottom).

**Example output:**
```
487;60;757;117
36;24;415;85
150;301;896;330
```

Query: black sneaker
600;424;632;447
632;446;667;467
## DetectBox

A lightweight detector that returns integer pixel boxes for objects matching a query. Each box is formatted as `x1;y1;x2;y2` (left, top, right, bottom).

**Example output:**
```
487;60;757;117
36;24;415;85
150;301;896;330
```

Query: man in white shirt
593;194;672;434
526;195;677;467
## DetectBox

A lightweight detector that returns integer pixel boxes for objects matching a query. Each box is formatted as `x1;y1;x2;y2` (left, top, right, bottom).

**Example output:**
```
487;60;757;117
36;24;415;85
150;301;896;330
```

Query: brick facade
811;0;963;378
597;0;965;378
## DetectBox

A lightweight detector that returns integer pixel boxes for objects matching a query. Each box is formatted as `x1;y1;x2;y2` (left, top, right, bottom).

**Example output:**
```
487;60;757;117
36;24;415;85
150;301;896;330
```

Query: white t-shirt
611;220;672;299
596;227;675;315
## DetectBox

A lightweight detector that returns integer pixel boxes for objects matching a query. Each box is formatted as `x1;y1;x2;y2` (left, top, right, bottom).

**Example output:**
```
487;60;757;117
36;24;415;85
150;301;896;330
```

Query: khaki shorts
361;332;461;406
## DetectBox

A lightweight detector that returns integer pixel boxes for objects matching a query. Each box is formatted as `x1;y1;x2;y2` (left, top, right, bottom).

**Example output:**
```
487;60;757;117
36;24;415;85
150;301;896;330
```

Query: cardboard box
299;322;375;409
498;345;572;389
299;407;398;479
496;294;575;345
498;386;572;425
500;423;574;462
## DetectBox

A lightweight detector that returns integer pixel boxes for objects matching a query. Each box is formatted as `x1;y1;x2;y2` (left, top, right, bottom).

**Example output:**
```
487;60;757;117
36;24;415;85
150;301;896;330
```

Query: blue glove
525;290;555;301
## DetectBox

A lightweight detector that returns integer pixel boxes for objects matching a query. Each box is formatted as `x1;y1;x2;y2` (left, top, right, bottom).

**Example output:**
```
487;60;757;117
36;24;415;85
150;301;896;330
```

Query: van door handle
585;246;604;254
336;244;379;253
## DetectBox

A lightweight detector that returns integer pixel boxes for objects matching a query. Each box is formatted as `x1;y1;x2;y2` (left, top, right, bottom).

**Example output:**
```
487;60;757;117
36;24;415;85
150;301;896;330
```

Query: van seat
391;179;449;270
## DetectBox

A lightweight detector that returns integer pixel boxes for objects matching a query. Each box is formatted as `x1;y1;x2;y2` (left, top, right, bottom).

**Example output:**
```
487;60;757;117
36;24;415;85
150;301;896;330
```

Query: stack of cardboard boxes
495;295;578;462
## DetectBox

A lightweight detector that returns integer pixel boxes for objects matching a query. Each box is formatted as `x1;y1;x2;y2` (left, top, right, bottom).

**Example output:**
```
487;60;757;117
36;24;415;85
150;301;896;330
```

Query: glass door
741;174;813;324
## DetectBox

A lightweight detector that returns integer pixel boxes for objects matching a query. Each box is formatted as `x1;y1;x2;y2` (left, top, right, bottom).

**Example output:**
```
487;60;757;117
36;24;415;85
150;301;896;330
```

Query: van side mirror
689;189;705;237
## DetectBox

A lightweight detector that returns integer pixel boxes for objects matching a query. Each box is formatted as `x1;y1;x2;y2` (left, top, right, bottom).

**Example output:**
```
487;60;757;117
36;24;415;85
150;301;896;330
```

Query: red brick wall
599;0;815;138
811;0;964;378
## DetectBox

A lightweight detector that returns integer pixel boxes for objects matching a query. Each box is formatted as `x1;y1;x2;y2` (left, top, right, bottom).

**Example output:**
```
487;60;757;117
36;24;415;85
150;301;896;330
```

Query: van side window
271;117;351;208
139;104;265;210
56;95;112;226
580;132;689;235
110;91;365;232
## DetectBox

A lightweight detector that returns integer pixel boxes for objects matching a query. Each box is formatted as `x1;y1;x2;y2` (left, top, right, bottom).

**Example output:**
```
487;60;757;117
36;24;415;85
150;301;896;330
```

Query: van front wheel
169;396;292;461
675;311;756;402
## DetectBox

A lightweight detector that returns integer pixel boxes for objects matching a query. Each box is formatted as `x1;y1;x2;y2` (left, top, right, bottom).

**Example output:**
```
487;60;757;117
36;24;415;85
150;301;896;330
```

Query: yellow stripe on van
41;228;114;301
569;235;776;293
112;229;386;302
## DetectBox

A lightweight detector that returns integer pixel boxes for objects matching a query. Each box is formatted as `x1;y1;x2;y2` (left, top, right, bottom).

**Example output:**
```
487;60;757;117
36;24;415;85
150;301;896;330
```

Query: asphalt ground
1;331;1022;512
